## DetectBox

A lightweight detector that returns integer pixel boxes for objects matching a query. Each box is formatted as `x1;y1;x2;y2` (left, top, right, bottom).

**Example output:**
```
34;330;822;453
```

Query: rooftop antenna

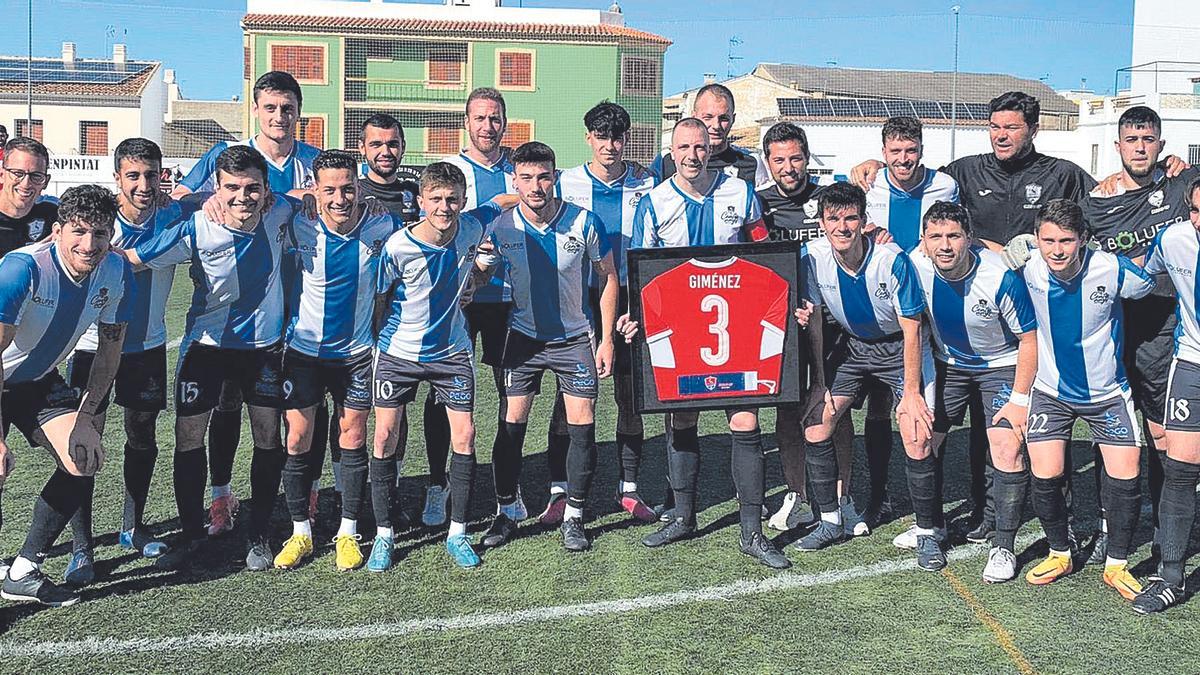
726;35;743;79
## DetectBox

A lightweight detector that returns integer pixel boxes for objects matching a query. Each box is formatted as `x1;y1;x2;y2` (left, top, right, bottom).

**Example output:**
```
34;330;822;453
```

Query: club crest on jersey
970;298;998;319
1025;183;1042;205
628;192;644;208
803;200;819;219
720;205;740;225
89;287;110;309
1090;285;1110;304
27;219;45;241
563;236;585;254
1149;189;1165;208
873;282;891;300
368;239;385;258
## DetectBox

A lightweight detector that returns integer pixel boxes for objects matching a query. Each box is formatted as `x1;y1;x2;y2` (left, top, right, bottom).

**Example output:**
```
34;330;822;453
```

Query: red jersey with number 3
641;257;790;401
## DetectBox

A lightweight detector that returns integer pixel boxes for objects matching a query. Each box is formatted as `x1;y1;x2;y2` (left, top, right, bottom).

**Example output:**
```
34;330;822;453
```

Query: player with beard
63;139;200;585
1080;106;1198;564
480;142;621;553
654;84;770;188
432;88;518;526
1136;177;1200;613
357;113;419;223
852;92;1097;542
910;202;1037;583
757;122;880;536
0;185;132;607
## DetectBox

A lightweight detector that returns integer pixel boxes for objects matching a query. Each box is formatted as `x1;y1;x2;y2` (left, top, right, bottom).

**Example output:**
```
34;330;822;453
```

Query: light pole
27;0;33;129
950;5;960;160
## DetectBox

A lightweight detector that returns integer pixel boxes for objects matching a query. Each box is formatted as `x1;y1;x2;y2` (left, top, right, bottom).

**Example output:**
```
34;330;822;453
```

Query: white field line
0;534;1038;660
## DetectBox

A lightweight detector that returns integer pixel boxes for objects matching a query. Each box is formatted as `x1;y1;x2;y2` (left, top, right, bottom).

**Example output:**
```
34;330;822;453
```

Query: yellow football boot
1103;563;1143;601
273;534;314;570
1025;551;1073;586
334;533;364;572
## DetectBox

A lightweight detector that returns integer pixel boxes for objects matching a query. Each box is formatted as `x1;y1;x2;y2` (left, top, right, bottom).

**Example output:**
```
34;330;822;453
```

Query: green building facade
241;13;669;166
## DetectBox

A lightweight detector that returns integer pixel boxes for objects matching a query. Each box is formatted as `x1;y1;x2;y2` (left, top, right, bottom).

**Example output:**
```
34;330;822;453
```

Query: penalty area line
0;536;1030;660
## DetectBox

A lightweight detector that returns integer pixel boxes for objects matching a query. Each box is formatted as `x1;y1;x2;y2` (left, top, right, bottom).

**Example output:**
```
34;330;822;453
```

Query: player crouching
796;183;943;570
1019;200;1154;598
370;162;499;569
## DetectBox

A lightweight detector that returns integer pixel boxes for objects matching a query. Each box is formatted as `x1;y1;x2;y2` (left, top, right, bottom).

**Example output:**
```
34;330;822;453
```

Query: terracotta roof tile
241;13;670;46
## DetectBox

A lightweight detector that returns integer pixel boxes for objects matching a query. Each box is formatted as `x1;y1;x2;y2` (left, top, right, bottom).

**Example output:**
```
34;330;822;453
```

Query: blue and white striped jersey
180;138;320;194
444;150;515;303
1145;222;1200;364
489;202;609;342
910;247;1035;369
557;162;657;286
76;202;197;354
631;173;765;249
0;242;133;384
376;207;497;362
135;198;296;350
1023;249;1155;404
865;168;960;253
802;237;926;340
284;210;398;360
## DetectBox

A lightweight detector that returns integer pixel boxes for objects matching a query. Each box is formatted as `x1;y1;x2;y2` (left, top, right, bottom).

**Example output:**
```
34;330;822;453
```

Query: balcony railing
345;78;469;104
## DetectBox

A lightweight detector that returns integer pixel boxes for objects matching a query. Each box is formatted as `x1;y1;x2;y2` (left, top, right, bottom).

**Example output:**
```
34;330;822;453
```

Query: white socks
376;526;393;540
620;481;638;494
338;518;357;537
564;505;583;521
9;556;37;580
293;520;312;537
448;521;467;538
820;510;842;526
550;481;568;496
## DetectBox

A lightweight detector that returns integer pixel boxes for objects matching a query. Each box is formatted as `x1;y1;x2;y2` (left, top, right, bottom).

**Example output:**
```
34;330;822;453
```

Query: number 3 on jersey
700;294;730;366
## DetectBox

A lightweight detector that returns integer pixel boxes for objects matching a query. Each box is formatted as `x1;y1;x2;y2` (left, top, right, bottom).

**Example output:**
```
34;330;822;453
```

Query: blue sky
26;0;1135;100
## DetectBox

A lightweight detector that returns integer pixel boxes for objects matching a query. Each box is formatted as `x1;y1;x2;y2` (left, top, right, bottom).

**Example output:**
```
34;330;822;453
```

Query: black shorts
933;362;1016;433
373;350;475;412
1;371;78;444
175;342;285;417
589;286;636;411
1165;358;1200;432
282;348;373;411
67;345;168;414
464;301;512;368
828;332;906;403
502;330;597;399
1026;389;1141;447
1122;295;1176;424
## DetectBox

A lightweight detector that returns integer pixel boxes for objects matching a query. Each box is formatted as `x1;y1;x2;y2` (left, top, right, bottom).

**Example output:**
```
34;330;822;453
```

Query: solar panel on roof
0;58;152;85
964;103;991;120
912;100;944;118
805;99;834;117
883;100;915;117
778;98;805;116
858;99;888;117
830;99;861;116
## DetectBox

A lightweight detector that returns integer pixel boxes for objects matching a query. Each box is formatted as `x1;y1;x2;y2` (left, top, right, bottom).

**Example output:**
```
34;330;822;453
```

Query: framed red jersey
628;241;805;413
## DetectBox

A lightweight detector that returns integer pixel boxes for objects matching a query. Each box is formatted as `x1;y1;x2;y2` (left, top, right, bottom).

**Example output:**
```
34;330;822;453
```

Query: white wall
0;102;144;157
139;68;167;146
1131;0;1200;95
1075;92;1200;177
